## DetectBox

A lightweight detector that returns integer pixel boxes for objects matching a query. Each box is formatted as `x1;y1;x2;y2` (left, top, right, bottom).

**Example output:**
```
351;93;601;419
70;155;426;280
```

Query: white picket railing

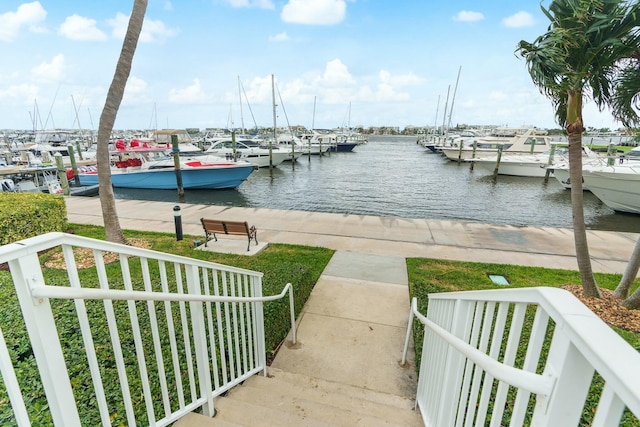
403;287;640;426
0;232;295;426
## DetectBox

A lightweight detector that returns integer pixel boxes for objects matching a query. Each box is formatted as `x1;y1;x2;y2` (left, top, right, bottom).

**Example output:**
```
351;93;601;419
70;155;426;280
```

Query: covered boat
77;146;255;190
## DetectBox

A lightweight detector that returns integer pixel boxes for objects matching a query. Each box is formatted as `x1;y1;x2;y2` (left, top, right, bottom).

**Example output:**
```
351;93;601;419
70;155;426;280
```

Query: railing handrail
425;286;640;412
30;282;297;345
403;297;554;396
0;231;262;277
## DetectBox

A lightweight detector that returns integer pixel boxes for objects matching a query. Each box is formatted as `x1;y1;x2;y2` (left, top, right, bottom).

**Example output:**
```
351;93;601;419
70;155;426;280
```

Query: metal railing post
10;255;82;426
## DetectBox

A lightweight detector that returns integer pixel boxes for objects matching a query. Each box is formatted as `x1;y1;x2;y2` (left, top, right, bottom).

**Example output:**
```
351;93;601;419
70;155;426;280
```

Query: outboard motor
1;178;16;192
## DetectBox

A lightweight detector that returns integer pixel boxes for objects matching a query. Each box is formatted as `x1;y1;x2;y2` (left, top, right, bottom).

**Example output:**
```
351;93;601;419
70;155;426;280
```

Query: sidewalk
65;196;638;274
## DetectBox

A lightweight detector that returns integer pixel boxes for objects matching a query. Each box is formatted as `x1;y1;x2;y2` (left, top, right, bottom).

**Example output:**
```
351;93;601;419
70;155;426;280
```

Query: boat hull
328;143;358;152
78;164;254;190
582;167;640;214
472;158;551;177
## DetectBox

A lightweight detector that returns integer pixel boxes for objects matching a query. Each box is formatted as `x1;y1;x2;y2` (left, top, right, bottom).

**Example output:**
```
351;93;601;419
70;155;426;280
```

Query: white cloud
269;32;289;42
317;59;355;86
0;1;47;42
58;14;107;41
273;60;418;106
282;0;346;25
168;79;211;104
31;54;66;82
164;2;173;11
0;83;39;105
378;70;423;87
108;13;178;44
223;0;275;9
502;11;535;28
453;11;484;23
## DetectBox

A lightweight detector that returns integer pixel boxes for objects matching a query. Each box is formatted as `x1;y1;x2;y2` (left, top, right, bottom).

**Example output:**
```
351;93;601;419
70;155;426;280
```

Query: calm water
113;135;640;233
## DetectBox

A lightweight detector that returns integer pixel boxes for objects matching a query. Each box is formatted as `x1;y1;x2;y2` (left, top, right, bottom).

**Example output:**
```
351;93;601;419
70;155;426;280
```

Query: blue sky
0;0;623;132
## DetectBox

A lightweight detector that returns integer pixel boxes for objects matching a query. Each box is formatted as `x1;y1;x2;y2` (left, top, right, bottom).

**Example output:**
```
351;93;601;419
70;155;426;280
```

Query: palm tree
516;0;640;298
96;0;148;244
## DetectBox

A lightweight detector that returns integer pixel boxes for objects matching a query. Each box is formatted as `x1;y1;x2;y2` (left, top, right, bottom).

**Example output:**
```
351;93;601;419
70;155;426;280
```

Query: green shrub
0;193;67;245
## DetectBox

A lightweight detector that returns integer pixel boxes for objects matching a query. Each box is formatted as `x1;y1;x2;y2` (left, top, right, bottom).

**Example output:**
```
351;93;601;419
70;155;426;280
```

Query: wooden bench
200;218;258;252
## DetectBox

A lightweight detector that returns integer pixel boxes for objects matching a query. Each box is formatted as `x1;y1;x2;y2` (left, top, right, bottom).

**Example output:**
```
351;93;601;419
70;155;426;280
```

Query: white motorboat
581;164;640;214
277;133;331;155
441;127;559;161
550;147;608;189
205;138;294;167
469;149;563;177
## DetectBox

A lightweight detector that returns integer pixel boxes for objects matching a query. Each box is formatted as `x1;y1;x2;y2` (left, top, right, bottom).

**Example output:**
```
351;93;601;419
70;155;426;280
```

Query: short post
457;138;464;163
607;143;616;166
54;153;70;195
544;144;557;182
172;134;184;196
75;141;84;160
231;130;237;161
469;140;478;171
493;145;504;177
173;205;183;241
67;145;80;187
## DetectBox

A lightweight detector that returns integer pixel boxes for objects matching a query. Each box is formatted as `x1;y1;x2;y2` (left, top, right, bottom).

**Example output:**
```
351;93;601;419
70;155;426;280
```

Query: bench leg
204;232;217;247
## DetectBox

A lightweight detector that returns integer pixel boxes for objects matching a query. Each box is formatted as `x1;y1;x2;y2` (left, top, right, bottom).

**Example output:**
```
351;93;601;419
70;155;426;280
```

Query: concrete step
267;367;416;411
173;369;422;426
231;374;421;426
174;397;332;426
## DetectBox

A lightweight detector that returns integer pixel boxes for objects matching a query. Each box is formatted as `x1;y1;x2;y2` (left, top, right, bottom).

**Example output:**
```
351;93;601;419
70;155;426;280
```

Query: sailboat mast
446;66;462;133
433;94;440;134
270;74;276;169
441;85;450;139
238;76;245;135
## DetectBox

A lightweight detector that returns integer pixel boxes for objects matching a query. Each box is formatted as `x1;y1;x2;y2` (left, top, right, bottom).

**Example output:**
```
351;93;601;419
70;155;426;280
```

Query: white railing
0;232;296;426
403;287;640;426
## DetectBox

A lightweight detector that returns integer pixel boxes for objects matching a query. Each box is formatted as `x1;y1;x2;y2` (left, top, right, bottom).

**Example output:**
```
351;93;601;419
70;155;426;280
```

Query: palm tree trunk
566;90;601;298
614;236;640;299
96;0;148;244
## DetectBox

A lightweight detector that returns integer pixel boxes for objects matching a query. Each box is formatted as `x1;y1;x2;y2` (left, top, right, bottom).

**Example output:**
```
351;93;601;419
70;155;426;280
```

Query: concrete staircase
177;368;422;426
175;251;421;426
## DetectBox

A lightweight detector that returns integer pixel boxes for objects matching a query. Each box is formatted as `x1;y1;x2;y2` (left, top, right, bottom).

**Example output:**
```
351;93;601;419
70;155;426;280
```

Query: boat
277;133;331;155
0;165;99;196
469;144;595;178
549;147;609;189
468;150;561;177
205;137;294;167
581;164;640;214
151;129;203;152
309;130;358;152
77;146;255;190
441;127;558;161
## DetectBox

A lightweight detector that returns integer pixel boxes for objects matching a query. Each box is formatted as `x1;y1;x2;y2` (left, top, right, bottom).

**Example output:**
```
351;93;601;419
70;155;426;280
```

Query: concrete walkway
65;196;638;274
271;250;417;399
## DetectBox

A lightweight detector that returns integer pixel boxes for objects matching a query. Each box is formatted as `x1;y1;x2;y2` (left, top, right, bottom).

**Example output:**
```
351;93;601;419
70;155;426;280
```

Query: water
113;135;640;233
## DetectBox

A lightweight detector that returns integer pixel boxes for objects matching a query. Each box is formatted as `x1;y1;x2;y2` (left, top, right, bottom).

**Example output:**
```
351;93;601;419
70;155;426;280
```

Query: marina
106;135;640;234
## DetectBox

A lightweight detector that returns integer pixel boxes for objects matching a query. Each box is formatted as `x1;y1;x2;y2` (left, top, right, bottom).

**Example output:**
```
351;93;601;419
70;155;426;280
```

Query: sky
0;0;626;132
